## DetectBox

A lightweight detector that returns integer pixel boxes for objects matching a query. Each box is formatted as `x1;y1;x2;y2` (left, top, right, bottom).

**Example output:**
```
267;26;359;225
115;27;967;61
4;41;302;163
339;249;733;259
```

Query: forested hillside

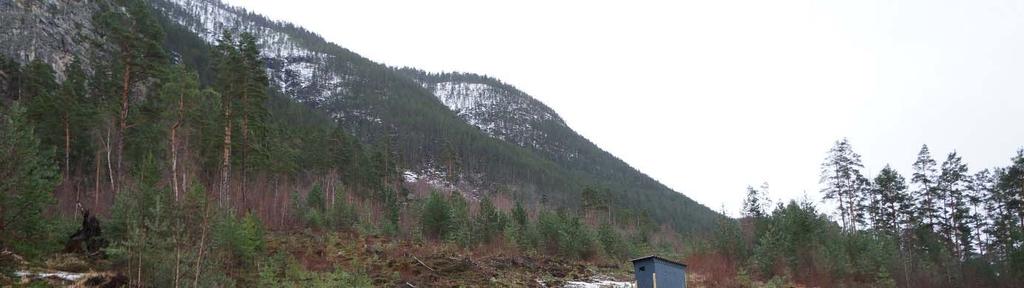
149;0;722;234
0;0;715;286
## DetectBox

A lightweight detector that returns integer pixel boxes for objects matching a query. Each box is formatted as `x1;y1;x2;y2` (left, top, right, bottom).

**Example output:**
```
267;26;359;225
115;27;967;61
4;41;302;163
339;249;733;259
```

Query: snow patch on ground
15;270;86;282
564;279;635;288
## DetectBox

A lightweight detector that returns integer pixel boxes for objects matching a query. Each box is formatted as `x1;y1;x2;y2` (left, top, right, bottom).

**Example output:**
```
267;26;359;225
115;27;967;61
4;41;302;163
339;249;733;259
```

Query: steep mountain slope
151;0;721;233
403;70;722;232
1;0;721;233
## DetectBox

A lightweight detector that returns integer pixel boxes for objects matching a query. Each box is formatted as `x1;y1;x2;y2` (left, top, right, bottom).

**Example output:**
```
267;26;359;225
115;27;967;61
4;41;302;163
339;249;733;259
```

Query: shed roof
630;255;687;267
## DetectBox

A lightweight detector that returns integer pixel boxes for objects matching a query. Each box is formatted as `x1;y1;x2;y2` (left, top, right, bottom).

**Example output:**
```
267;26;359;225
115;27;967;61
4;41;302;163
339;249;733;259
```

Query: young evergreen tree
510;200;532;249
475;196;506;244
0;103;60;256
446;193;471;246
420;191;450;240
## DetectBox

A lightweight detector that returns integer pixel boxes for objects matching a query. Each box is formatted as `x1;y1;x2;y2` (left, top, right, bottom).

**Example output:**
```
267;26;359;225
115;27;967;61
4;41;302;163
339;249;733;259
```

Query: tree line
705;138;1023;287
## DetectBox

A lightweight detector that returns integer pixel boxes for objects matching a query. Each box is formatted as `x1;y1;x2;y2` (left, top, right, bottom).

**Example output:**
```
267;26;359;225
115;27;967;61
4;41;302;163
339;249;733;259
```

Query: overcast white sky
223;0;1024;216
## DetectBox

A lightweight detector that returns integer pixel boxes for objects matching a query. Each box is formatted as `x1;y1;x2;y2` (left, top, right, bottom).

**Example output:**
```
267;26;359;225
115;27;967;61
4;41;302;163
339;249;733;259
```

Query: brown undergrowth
266;231;635;287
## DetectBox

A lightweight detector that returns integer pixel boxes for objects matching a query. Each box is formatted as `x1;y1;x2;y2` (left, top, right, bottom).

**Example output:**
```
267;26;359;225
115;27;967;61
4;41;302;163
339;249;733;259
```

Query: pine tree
990;151;1024;262
235;32;269;205
821;138;866;231
21;60;62;160
938;151;972;258
19;59;56;104
970;169;994;255
22;59;89;179
213;32;238;207
54;59;91;177
441;141;460;188
95;0;167;186
0;55;24;101
158;65;201;201
870;165;911;236
742;185;767;218
445;193;471;246
912;145;941;231
211;31;269;207
511;200;531;248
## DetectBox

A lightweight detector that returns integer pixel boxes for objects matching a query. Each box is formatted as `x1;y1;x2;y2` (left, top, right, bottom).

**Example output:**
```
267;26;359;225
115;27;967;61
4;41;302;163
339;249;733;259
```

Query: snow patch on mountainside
402;168;486;200
156;0;348;105
424;80;570;155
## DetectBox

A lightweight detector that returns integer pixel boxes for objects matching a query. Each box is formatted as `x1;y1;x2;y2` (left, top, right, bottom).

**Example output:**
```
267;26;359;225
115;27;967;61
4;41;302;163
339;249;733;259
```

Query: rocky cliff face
0;0;108;80
153;0;355;107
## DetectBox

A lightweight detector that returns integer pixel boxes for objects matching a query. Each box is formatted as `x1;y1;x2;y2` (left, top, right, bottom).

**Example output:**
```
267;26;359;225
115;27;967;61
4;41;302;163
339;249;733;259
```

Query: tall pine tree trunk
240;92;248;210
170;89;183;202
105;126;115;195
220;101;233;207
170;124;179;201
63;116;70;178
117;63;131;191
95;149;100;211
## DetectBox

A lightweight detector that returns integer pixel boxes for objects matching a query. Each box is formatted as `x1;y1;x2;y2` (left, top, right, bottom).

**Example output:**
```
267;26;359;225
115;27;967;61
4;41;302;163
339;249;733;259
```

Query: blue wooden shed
631;255;687;288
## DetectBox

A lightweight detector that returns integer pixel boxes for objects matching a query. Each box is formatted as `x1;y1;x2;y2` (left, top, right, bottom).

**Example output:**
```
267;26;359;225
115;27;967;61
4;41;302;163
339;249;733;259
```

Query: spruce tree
420;191;449;240
912;145;941;231
475;196;506;243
